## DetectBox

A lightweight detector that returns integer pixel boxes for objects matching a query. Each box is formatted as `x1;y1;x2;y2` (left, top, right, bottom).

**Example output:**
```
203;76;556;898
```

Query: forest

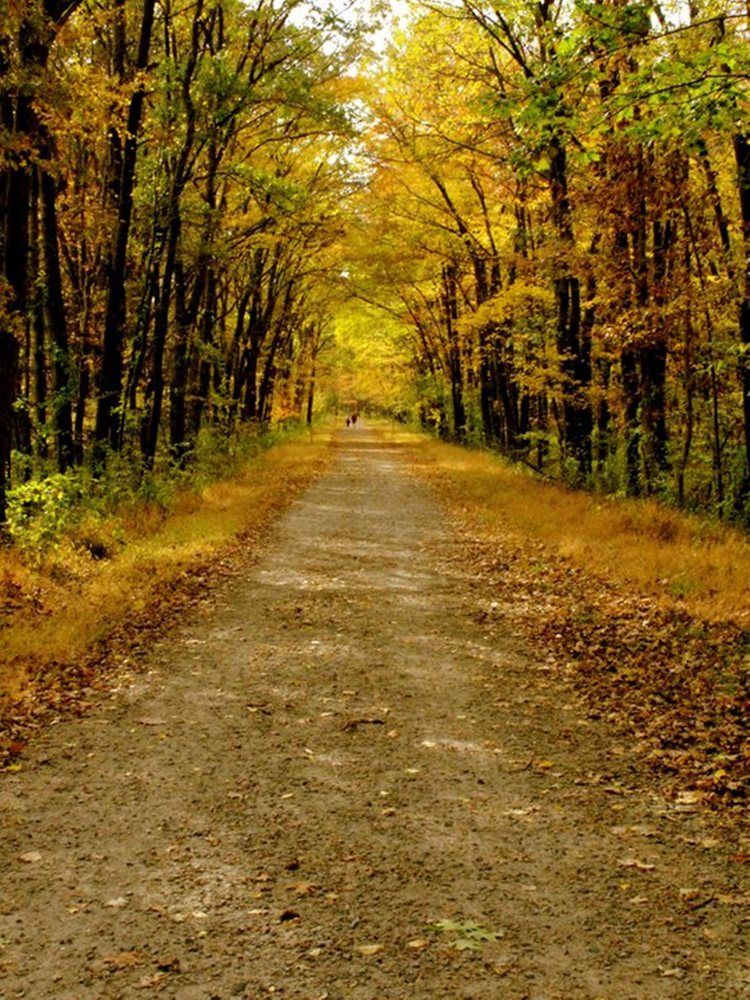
0;0;749;536
1;3;749;993
0;0;361;537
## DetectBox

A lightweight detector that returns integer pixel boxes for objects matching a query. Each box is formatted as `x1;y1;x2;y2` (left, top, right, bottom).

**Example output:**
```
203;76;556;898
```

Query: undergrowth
0;422;331;726
5;422;305;555
395;430;750;625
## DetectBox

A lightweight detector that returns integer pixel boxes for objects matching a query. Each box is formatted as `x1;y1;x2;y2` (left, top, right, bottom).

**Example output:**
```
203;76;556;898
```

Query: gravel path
0;426;747;999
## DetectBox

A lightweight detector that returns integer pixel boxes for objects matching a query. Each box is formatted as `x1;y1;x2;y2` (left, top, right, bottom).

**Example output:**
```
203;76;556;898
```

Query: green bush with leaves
6;473;84;550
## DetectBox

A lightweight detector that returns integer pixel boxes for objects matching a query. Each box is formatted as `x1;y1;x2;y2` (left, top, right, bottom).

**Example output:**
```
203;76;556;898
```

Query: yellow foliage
456;285;555;336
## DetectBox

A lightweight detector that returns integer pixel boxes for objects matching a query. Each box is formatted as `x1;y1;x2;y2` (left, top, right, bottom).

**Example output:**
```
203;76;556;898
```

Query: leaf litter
420;463;750;818
429;919;504;952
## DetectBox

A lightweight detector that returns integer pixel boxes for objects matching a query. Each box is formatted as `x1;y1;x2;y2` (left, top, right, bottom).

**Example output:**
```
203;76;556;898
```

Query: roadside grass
394;428;749;808
395;431;749;625
0;428;332;721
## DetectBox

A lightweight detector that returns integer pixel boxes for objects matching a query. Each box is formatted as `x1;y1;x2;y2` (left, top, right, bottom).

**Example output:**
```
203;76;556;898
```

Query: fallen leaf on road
603;785;627;796
678;888;700;901
429;918;503;952
103;951;143;970
618;858;655;871
137;972;167;989
246;702;271;714
492;961;514;976
453;938;482;951
675;790;704;804
290;881;319;896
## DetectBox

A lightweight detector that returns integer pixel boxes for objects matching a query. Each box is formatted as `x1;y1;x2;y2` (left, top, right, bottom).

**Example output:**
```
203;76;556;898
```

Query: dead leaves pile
101;951;181;990
431;481;749;817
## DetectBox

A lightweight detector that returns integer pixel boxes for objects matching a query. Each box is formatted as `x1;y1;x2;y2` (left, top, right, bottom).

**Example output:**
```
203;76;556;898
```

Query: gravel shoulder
0;426;747;999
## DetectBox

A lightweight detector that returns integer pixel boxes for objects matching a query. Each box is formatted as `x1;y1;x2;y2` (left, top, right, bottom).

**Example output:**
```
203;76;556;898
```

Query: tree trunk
141;206;180;465
30;170;48;459
549;137;592;476
95;0;156;454
734;131;750;507
306;357;316;426
0;81;33;518
442;264;465;441
188;267;216;439
621;345;641;496
242;344;259;421
40;152;74;471
169;257;203;462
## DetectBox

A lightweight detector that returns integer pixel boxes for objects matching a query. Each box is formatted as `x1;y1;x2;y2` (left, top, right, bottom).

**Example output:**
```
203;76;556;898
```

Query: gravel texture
0;427;747;999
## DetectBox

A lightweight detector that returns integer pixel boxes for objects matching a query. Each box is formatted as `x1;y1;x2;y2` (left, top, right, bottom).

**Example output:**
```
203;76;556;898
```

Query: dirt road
0;427;747;998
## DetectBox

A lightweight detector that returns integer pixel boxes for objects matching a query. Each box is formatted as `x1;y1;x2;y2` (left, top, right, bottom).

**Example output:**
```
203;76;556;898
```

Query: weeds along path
0;426;746;999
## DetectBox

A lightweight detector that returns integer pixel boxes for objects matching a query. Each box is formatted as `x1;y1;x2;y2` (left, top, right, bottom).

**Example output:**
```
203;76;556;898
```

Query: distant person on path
345;417;351;427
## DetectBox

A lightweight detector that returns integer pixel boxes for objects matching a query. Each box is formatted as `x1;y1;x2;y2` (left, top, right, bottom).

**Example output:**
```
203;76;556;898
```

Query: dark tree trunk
30;170;48;459
622;346;641;496
140;0;204;464
188;267;216;439
169;257;204;462
641;211;676;489
734;132;750;507
442;264;465;441
40;151;74;471
141;206;180;465
124;253;159;419
549;136;592;476
242;344;259;421
596;359;612;472
95;0;156;454
74;353;89;465
0;81;33;518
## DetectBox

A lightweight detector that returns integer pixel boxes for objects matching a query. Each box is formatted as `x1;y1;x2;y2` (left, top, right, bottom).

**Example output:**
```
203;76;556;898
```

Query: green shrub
6;473;84;549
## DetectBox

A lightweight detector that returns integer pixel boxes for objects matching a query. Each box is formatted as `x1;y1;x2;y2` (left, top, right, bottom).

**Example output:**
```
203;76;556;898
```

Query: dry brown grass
0;432;332;714
397;431;750;625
